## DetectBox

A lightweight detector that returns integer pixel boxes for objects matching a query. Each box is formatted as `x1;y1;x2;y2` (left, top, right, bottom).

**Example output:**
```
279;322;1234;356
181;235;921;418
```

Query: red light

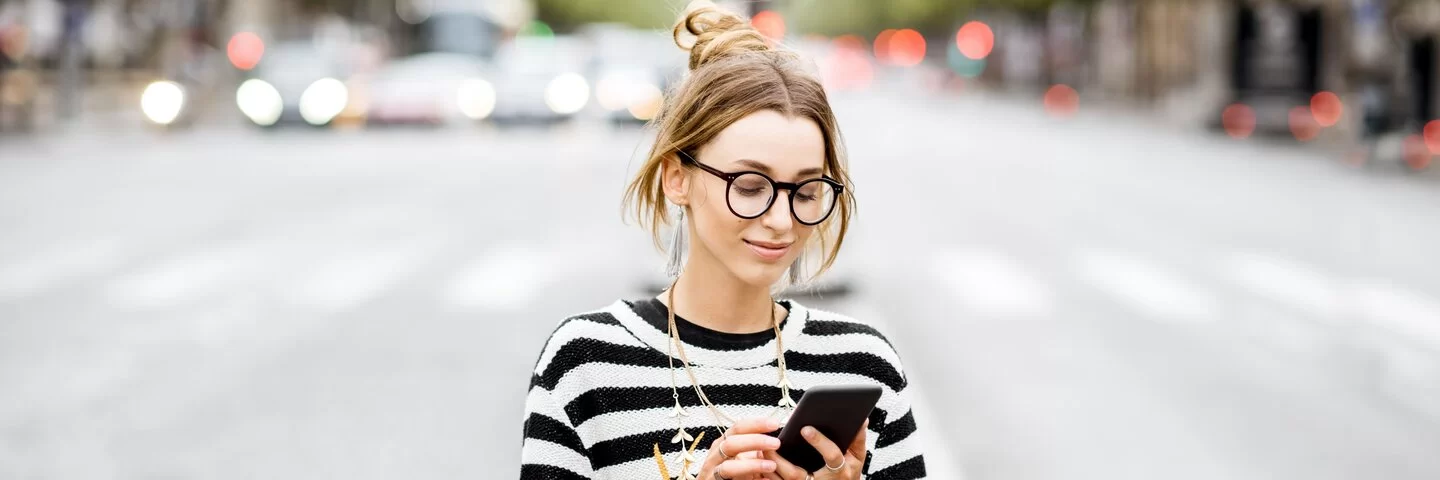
753;10;785;41
1289;107;1319;141
873;29;897;64
1310;91;1343;127
956;21;994;60
1043;84;1079;117
889;29;926;67
1424;120;1440;154
227;32;264;70
1221;103;1256;139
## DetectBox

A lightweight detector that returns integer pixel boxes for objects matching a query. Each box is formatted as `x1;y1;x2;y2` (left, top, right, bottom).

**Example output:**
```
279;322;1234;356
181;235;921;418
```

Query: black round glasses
678;150;843;226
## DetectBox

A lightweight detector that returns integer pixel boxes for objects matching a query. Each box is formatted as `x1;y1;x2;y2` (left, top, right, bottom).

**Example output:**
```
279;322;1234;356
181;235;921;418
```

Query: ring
717;442;732;460
714;472;729;480
825;456;846;471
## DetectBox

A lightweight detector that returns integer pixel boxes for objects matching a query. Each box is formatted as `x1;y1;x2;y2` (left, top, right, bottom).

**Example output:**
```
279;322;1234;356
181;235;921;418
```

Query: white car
488;36;592;123
235;42;355;127
361;52;495;126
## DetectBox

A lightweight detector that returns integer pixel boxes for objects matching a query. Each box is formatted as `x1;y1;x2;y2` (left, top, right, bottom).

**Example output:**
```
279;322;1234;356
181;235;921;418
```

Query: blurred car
488;36;592;124
580;26;682;124
360;52;493;126
235;41;355;128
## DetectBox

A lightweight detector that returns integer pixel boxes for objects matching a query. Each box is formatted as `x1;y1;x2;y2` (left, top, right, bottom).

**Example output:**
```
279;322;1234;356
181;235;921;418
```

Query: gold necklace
663;277;795;461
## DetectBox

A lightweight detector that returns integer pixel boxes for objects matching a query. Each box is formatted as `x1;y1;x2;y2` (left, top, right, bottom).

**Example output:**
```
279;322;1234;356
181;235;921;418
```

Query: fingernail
802;427;815;438
765;419;781;429
761;460;776;471
766;438;781;449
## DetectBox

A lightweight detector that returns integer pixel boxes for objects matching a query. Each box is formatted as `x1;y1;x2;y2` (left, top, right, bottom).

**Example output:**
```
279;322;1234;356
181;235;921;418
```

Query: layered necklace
658;277;796;478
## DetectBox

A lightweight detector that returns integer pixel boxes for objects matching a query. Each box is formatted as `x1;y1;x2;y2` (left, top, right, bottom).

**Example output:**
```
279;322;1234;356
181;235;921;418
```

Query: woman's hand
697;417;783;480
762;421;868;480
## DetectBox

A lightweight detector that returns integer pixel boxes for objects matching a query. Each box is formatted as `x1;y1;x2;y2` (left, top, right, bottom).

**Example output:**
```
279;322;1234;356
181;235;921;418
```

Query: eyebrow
734;159;825;178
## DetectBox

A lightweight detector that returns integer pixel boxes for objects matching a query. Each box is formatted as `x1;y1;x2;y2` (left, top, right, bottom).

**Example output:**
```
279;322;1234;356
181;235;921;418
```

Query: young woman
520;4;926;480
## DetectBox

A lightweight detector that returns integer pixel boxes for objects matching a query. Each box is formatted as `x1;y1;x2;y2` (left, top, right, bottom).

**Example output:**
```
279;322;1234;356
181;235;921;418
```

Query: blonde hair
621;2;856;284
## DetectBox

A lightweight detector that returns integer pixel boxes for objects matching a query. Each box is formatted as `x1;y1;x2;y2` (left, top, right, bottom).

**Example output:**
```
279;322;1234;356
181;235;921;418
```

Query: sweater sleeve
520;377;595;479
865;369;927;479
520;320;596;480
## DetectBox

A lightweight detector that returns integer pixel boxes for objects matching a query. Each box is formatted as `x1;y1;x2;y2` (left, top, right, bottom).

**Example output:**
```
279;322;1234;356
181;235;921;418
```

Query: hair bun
673;1;772;71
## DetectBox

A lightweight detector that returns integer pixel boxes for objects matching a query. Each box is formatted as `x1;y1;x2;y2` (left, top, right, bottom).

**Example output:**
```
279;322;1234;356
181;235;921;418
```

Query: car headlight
628;83;664;121
236;79;283;126
141;81;185;125
457;78;496;120
545;73;589;115
299;78;348;126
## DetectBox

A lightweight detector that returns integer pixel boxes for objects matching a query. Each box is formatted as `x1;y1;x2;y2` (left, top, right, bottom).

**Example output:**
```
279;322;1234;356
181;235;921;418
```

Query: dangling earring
665;207;687;278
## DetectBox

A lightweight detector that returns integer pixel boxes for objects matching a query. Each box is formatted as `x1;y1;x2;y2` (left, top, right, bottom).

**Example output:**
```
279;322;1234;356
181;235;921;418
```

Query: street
3;84;1440;479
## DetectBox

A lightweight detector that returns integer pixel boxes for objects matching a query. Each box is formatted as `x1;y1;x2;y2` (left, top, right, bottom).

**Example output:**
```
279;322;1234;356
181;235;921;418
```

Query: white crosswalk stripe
1220;251;1342;320
931;247;1053;318
1075;249;1218;322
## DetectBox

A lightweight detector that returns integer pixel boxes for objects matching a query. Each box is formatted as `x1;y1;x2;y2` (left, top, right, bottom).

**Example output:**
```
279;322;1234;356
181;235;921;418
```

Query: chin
727;259;788;290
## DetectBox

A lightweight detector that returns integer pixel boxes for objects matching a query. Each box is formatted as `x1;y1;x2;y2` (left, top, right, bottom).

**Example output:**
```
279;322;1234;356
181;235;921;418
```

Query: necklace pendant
668;399;689;418
778;388;797;408
671;426;694;444
679;467;698;480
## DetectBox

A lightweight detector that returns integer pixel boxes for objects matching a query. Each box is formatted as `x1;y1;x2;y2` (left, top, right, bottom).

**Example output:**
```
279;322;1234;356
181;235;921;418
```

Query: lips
745;240;792;261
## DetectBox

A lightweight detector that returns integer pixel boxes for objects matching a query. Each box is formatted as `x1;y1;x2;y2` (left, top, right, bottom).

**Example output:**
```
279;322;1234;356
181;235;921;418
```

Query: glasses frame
677;150;844;226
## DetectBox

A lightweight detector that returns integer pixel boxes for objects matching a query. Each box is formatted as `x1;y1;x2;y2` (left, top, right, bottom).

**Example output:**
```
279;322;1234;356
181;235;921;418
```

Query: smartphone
772;384;882;472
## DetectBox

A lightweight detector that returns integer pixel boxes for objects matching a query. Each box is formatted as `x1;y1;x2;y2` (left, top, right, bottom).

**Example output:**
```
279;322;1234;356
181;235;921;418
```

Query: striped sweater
520;297;927;479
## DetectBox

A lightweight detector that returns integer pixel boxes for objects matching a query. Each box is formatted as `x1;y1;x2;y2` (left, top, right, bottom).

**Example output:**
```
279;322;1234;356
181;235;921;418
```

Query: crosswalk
4;237;1437;342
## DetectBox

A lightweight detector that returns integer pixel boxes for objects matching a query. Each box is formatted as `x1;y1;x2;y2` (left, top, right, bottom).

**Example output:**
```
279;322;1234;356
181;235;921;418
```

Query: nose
760;191;795;232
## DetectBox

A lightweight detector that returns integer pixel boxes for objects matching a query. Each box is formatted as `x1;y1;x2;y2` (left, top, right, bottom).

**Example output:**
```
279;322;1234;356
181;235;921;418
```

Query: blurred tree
535;0;690;32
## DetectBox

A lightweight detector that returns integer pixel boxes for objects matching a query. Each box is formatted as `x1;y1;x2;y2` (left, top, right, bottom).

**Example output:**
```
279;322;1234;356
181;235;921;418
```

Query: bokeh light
889;29;926;67
1044;84;1079;118
1403;134;1432;170
227;32;264;71
1310;91;1343;127
956;21;995;60
753;10;785;41
1222;103;1256;139
140;81;185;125
522;20;554;38
1425;120;1440;154
1289;106;1319;141
873;29;896;65
947;41;986;78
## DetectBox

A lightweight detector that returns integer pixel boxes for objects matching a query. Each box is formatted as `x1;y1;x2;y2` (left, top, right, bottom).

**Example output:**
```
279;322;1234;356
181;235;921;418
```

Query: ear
661;154;690;206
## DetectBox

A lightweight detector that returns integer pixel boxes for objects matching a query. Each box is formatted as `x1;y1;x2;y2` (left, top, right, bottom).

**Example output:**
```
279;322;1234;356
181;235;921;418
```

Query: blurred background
3;0;1440;478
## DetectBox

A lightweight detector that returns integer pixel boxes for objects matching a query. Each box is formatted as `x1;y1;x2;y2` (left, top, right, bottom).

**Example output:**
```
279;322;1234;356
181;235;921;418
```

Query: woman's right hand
696;417;783;480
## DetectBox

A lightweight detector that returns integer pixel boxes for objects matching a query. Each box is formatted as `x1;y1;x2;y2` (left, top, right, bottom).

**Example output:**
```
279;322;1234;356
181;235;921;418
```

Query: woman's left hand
761;421;867;480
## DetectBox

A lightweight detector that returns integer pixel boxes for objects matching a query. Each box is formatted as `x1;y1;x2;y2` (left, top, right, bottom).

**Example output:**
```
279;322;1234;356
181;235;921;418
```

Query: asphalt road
2;84;1438;479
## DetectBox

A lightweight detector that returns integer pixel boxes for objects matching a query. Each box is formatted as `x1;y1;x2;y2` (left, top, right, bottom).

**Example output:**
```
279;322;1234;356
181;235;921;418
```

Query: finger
762;450;806;479
847;420;870;458
719;433;781;457
801;426;845;469
716;458;777;478
729;417;783;435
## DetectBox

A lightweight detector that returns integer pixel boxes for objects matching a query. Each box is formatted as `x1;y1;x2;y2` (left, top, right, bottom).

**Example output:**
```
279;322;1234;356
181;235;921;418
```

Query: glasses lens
793;180;837;224
728;173;775;218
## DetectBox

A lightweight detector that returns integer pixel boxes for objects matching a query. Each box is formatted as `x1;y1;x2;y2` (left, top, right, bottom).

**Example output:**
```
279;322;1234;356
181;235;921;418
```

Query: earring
665;207;687;278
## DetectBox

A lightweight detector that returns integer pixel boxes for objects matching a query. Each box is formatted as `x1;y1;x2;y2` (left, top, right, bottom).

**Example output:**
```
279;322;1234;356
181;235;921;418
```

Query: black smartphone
772;384;882;472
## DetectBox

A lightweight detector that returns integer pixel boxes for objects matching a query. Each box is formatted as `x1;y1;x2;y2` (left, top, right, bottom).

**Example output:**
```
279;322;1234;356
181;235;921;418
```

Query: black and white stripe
520;299;927;479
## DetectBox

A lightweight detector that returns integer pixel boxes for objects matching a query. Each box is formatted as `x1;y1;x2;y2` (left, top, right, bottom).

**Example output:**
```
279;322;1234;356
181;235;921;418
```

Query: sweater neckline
613;297;808;370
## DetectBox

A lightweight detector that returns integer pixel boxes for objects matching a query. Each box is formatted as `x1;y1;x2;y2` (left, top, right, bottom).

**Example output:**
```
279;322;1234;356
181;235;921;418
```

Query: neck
661;250;776;335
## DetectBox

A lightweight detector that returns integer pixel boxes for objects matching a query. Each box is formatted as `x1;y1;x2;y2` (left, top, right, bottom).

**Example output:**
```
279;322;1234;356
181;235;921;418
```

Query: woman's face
668;109;827;288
